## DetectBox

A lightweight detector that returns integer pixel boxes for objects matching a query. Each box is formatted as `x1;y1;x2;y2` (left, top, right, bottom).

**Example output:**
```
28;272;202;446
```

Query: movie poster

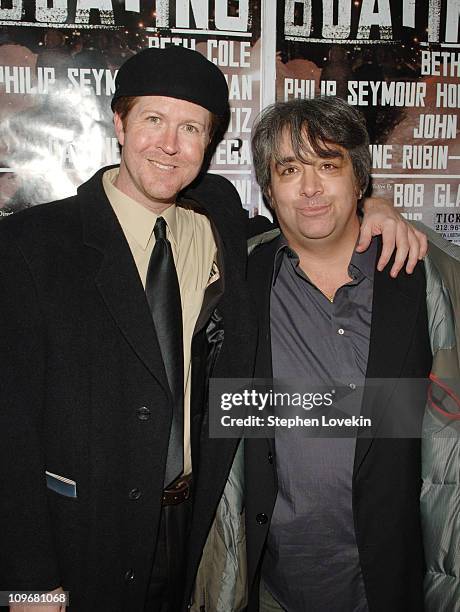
277;0;460;243
0;0;263;217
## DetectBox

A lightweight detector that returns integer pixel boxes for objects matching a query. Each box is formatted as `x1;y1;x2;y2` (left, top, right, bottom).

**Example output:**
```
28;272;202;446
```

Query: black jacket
245;236;433;612
0;167;261;611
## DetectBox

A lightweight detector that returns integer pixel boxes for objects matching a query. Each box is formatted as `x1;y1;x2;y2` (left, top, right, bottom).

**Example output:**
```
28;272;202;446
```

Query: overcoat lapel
249;241;278;455
354;262;425;475
250;241;277;379
78;171;171;400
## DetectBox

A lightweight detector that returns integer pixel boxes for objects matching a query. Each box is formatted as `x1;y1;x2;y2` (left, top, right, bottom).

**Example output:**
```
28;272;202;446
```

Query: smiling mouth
148;159;177;171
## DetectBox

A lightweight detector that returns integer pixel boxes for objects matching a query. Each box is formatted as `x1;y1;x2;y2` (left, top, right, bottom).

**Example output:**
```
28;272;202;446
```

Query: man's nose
159;126;179;155
300;167;323;198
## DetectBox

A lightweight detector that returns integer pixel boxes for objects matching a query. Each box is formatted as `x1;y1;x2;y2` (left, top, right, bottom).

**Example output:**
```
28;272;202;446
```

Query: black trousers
144;496;193;611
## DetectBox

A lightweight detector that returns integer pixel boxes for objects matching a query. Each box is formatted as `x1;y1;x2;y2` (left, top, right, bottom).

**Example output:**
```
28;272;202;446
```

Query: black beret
111;46;229;116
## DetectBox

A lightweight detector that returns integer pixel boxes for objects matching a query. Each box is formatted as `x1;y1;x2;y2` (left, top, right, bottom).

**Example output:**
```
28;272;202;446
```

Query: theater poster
277;0;460;243
0;0;263;218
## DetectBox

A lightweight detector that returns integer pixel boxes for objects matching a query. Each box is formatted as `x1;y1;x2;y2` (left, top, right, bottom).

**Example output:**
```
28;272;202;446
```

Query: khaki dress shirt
103;168;217;475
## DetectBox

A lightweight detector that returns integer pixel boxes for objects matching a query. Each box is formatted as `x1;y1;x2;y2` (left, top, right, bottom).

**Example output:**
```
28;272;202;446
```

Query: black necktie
146;217;184;487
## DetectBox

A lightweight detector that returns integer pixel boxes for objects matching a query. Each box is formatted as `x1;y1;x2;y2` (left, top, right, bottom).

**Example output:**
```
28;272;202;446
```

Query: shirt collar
272;234;292;285
272;233;377;286
103;168;178;250
349;236;377;282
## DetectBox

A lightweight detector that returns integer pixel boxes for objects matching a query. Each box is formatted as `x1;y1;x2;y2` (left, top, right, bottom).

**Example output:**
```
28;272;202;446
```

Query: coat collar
248;238;279;379
248;239;280;457
79;167;171;399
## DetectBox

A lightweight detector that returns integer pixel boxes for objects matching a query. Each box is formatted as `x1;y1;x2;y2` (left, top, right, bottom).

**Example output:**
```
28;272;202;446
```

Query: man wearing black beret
0;46;427;612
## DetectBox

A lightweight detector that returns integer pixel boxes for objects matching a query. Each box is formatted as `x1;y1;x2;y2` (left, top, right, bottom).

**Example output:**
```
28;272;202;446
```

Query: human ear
113;112;125;147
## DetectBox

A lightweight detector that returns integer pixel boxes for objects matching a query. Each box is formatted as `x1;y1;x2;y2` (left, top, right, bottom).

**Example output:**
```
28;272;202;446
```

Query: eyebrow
275;156;298;167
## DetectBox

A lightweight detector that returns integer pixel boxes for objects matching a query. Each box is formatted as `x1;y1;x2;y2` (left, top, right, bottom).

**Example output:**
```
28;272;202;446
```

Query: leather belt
162;474;192;506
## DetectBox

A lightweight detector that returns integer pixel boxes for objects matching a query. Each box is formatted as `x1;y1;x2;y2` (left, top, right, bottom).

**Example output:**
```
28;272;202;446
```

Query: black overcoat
0;167;259;611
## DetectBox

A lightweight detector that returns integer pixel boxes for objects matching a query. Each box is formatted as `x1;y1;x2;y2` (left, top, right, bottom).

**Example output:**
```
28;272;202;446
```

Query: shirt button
268;452;273;464
338;328;345;335
349;383;356;390
129;488;142;500
136;406;151;421
124;568;135;583
256;513;268;525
